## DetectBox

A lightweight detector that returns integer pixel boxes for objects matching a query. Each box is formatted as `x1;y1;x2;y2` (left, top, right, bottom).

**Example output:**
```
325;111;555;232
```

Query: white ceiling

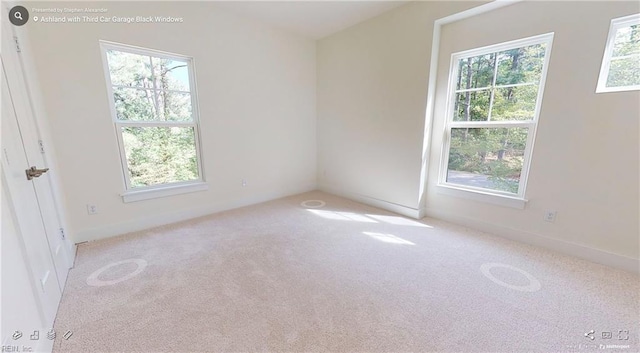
212;1;410;39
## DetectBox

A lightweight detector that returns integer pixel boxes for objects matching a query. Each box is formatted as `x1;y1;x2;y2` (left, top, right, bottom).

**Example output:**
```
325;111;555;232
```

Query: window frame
596;13;640;93
438;33;554;206
99;41;207;202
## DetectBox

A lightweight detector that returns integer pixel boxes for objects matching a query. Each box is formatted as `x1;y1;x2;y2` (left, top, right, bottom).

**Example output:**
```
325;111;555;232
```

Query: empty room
1;0;639;352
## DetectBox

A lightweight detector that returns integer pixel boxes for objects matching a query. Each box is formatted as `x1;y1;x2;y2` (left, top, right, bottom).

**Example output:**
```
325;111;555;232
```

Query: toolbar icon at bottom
584;330;595;340
12;331;22;340
63;330;73;340
46;329;56;340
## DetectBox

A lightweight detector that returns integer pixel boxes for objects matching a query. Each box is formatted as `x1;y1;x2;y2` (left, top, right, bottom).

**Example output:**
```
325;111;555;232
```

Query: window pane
447;127;528;194
612;25;640;57
153;58;191;92
106;50;153;88
606;55;640;87
113;87;157;121
156;91;193;122
122;126;198;187
495;44;546;86
491;85;538;121
453;89;491;121
456;53;496;90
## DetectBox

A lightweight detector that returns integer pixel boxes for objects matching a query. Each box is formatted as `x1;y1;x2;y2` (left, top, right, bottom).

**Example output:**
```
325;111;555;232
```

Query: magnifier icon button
9;6;29;26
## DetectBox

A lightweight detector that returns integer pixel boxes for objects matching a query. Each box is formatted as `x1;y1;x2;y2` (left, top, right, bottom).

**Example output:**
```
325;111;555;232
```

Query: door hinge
38;140;45;153
3;148;9;165
13;36;21;53
59;228;66;240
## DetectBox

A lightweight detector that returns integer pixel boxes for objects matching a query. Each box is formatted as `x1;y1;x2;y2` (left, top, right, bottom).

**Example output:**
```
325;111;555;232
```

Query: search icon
9;6;29;26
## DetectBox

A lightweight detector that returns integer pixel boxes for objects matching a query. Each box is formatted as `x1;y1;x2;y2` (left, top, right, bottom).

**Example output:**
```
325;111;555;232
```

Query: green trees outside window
103;46;201;189
443;36;552;196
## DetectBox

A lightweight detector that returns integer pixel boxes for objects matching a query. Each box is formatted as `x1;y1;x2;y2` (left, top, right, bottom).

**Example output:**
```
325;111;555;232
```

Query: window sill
436;184;527;209
595;85;640;93
121;182;208;203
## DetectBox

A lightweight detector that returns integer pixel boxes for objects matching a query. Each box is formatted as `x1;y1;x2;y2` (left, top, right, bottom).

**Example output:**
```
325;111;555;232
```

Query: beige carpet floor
53;191;639;352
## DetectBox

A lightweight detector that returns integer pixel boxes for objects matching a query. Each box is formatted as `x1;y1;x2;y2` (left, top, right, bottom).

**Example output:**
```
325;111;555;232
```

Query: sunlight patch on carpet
363;231;416;245
307;209;378;222
366;214;432;228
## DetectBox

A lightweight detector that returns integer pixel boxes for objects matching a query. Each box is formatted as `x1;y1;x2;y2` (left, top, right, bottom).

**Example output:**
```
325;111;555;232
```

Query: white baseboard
74;183;316;243
425;207;640;274
318;183;422;219
73;182;639;275
313;185;638;274
68;243;77;267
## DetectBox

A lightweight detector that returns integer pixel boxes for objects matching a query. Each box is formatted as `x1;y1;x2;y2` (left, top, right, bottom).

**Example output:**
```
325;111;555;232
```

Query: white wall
318;1;639;267
427;1;639;262
22;1;317;243
317;1;484;214
20;0;640;269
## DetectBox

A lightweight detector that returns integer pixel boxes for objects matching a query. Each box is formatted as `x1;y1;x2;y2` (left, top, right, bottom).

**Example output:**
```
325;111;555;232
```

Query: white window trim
596;13;640;93
437;33;554;208
99;40;207;203
437;184;526;209
121;181;208;203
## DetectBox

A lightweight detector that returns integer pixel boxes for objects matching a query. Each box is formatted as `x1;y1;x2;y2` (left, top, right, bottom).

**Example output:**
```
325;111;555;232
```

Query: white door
1;62;62;325
2;17;70;290
1;167;53;352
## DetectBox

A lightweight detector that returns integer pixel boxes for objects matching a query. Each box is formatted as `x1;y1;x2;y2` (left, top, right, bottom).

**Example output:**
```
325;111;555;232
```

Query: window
597;14;640;93
100;41;205;202
439;33;553;203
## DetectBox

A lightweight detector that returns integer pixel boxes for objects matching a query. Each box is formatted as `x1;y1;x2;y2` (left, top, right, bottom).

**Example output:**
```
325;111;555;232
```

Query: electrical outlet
87;204;98;215
544;210;557;222
241;179;247;187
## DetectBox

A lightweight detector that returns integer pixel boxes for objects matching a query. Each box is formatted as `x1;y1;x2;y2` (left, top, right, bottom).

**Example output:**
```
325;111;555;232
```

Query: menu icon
30;330;39;340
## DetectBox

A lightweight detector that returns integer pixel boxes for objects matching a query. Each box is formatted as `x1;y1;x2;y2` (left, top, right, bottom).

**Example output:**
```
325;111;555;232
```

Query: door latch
25;166;49;180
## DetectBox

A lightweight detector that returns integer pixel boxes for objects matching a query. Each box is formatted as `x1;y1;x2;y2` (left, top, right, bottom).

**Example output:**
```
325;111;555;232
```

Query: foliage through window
441;34;553;197
597;14;640;92
101;42;203;190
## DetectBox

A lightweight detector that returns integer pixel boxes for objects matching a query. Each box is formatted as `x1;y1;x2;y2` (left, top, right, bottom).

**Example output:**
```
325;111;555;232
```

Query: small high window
597;14;640;93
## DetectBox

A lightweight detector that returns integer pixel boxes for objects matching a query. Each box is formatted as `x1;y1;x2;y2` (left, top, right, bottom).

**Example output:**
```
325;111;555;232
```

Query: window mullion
450;121;534;129
111;84;190;95
609;53;640;61
115;121;195;128
456;81;537;94
487;52;499;122
493;82;537;89
455;86;492;94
